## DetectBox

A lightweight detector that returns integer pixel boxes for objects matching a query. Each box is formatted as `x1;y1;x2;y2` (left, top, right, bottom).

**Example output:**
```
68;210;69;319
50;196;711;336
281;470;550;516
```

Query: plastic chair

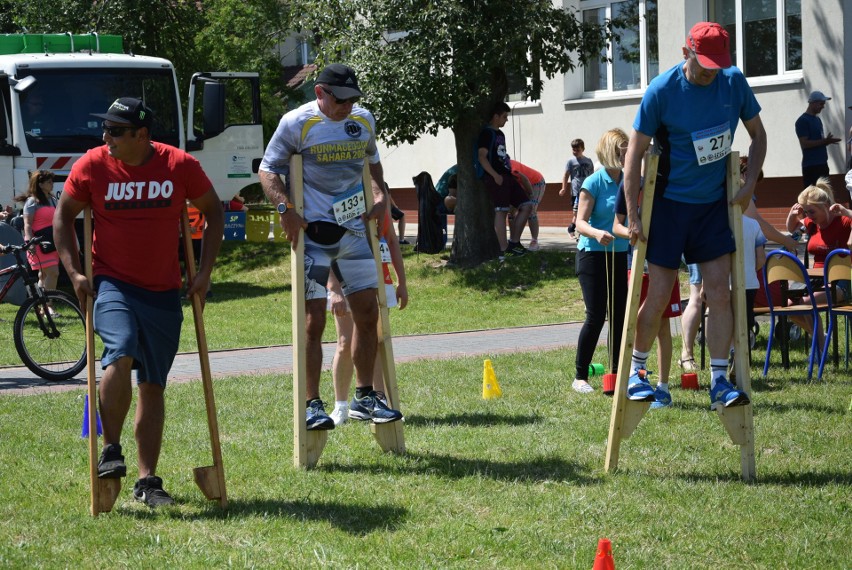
761;250;827;381
818;248;852;379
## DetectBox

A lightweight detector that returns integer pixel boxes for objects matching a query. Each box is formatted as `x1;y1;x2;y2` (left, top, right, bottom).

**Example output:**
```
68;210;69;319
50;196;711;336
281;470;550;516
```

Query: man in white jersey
259;64;402;430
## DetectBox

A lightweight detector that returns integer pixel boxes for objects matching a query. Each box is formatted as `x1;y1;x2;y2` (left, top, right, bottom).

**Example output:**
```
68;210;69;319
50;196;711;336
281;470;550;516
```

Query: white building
375;0;850;221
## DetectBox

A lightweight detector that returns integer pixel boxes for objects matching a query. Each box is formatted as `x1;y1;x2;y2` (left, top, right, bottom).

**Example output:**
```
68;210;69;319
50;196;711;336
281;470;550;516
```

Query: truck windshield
19;67;180;153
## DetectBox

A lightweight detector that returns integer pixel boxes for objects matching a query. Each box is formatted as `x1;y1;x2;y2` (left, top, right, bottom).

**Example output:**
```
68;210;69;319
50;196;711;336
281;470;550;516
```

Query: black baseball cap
316;64;362;100
92;97;153;128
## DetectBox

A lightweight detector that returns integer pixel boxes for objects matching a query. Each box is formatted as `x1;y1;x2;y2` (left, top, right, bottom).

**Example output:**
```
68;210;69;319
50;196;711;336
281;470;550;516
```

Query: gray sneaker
349;391;402;423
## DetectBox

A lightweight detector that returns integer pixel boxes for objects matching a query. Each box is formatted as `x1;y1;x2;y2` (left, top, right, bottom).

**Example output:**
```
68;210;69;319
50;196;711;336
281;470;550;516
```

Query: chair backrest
762;249;818;310
823;248;851;285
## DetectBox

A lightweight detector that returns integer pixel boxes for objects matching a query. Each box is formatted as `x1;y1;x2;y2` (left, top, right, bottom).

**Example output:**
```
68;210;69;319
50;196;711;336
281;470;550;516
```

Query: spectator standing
560;139;594;239
16;170;60;291
54;97;224;507
510;159;545;251
477;101;533;256
572;128;629;394
795;91;841;188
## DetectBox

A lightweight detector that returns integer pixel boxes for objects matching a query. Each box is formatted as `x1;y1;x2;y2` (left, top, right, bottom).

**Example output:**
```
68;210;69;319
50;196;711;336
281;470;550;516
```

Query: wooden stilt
604;153;658;473
181;208;228;506
723;152;757;482
362;163;405;453
290;154;328;469
84;208;121;516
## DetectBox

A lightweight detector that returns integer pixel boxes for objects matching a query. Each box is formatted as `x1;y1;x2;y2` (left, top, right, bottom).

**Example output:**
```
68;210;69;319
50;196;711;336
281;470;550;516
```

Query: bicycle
0;235;86;381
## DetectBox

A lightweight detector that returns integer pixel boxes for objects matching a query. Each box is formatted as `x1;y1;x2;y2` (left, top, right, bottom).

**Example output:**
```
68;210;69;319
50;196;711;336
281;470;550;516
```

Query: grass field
0;347;849;568
0;241;849;567
0;242;584;367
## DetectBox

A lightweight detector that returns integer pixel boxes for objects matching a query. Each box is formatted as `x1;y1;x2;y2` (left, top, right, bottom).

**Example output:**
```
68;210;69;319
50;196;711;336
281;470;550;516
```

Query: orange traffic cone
593;538;615;570
482;359;503;399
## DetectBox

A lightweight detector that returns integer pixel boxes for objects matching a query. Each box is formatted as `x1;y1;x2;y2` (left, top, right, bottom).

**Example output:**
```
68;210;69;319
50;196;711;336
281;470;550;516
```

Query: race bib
691;123;732;166
332;184;366;225
379;238;392;263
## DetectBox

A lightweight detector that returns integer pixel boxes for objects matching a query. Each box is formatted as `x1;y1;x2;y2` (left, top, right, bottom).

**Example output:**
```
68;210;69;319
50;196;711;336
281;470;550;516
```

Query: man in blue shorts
54;97;224;507
623;22;767;410
259;64;403;430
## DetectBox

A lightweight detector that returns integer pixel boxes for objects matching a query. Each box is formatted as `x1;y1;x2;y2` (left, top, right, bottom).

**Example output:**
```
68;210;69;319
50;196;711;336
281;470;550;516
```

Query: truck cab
0;33;264;206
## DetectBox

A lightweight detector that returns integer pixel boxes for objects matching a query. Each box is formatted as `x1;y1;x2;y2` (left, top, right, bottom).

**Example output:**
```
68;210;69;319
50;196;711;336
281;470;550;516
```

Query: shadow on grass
323;451;600;486
447;251;576;295
124;497;407;534
675;469;852;487
183;281;288;303
671;400;843;414
403;411;543;428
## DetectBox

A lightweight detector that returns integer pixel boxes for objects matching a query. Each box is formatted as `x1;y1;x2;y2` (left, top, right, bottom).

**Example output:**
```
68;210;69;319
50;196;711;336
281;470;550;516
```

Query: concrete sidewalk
0;322;589;396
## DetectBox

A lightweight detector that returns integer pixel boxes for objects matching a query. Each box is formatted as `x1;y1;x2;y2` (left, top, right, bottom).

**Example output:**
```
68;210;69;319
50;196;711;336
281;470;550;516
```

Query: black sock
306;397;321;407
355;386;373;399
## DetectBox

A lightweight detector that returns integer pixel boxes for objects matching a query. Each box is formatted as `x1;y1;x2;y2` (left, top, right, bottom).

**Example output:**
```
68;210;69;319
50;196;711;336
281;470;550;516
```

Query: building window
583;0;658;94
708;0;801;77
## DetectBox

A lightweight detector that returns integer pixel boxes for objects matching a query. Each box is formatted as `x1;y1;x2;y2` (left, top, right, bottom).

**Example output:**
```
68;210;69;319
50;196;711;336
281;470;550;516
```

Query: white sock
334;400;348;409
631;350;650;372
657;382;669;392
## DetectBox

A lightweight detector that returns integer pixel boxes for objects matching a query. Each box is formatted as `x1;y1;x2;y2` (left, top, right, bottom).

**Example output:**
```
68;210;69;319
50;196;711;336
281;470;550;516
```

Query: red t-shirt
803;215;852;268
65;143;213;290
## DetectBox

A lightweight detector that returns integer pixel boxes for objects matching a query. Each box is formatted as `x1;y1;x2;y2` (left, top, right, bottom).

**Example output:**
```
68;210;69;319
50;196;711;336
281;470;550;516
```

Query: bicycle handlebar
0;235;45;255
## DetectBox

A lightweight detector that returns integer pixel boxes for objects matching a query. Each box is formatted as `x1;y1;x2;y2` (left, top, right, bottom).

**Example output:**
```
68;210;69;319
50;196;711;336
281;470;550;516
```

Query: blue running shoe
626;369;656;401
306;399;335;431
349;391;403;424
650;387;672;410
709;378;750;410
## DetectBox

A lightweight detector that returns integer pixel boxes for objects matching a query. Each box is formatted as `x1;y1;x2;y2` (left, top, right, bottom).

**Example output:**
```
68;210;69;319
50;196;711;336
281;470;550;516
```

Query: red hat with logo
686;22;732;70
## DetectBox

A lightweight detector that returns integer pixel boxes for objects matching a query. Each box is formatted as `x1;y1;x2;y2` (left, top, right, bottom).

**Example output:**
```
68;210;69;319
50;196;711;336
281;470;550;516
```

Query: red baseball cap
686;22;732;69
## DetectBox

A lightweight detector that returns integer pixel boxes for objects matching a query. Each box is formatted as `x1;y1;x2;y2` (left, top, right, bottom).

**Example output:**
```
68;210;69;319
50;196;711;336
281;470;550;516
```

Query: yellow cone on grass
482;359;503;399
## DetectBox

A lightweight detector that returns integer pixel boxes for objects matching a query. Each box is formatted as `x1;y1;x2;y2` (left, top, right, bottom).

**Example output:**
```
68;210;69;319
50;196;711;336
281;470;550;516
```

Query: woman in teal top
571;128;629;394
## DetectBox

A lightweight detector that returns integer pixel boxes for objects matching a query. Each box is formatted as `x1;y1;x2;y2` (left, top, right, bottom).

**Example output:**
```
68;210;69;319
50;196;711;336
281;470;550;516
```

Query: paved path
0;322;589;396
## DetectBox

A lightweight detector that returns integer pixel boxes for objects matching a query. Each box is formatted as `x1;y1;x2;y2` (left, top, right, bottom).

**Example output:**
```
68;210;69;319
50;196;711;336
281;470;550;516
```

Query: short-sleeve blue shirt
794;113;827;168
577;168;629;253
633;63;761;204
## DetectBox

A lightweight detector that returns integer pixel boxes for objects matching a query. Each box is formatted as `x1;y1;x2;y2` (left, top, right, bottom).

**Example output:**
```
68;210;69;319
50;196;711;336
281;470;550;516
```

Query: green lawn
1;242;584;366
1;241;849;567
0;348;848;568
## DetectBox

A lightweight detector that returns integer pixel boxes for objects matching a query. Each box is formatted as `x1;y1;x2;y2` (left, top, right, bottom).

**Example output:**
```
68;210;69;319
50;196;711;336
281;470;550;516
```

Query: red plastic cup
681;372;700;390
602;373;617;396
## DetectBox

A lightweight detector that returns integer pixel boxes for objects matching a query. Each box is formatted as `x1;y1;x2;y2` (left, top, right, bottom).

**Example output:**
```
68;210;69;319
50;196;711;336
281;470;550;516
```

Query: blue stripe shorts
93;276;183;387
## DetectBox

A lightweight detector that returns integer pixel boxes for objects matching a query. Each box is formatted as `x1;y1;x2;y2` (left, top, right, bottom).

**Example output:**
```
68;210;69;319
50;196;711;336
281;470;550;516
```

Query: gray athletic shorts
304;231;377;301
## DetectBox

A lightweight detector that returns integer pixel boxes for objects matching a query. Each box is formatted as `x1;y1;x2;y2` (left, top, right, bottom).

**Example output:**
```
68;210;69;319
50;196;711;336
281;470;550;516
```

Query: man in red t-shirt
54;97;224;508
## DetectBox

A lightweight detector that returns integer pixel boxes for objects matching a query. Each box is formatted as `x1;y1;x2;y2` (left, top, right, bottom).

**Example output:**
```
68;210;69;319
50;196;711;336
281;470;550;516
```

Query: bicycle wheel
14;289;87;381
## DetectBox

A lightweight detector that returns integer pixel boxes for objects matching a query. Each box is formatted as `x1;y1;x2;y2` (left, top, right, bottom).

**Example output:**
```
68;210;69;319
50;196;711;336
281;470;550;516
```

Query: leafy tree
293;0;607;267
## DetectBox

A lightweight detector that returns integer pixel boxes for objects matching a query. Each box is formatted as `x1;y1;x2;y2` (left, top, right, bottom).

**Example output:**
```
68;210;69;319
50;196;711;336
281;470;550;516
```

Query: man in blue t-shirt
623;22;767;411
794;90;841;188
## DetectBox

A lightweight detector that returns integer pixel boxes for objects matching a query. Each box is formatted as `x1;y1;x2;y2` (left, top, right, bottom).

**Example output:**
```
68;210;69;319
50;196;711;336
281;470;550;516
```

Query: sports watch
277;202;295;215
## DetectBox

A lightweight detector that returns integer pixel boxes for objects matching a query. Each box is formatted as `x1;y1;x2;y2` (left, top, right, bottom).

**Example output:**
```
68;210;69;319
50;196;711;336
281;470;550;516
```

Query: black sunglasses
102;122;135;137
321;86;359;105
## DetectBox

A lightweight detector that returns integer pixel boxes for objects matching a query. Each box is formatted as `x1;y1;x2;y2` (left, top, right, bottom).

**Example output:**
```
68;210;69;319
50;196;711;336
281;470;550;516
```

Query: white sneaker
330;404;349;426
571;379;595;394
528;239;540;252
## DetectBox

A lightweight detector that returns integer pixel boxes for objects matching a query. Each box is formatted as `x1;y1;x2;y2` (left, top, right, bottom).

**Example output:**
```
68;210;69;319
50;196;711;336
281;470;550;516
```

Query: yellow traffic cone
482;359;503;399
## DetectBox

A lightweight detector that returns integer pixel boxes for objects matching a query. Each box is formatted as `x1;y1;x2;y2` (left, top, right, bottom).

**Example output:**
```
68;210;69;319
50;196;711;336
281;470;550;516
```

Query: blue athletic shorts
303;230;378;301
647;196;735;270
93;276;182;387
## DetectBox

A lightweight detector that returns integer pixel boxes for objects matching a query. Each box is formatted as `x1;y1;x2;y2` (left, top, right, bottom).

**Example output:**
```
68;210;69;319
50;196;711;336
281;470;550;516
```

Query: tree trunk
449;114;501;268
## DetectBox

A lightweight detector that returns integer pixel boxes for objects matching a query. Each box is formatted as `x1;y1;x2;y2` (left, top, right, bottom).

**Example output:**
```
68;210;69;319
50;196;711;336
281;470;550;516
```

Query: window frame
580;0;658;96
708;0;802;80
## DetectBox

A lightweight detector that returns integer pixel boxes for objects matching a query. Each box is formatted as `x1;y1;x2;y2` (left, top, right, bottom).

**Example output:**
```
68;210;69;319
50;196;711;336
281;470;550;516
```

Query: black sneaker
98;443;126;479
132;475;175;508
306;399;335;431
505;242;526;257
349;391;403;424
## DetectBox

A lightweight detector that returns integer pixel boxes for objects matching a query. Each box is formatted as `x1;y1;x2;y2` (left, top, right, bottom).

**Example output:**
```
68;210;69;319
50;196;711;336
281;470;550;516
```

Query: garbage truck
0;33;264;206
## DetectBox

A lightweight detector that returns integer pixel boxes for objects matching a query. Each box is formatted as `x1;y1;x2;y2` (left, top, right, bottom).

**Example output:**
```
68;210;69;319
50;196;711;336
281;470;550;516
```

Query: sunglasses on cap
102;122;136;137
321;86;359;105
